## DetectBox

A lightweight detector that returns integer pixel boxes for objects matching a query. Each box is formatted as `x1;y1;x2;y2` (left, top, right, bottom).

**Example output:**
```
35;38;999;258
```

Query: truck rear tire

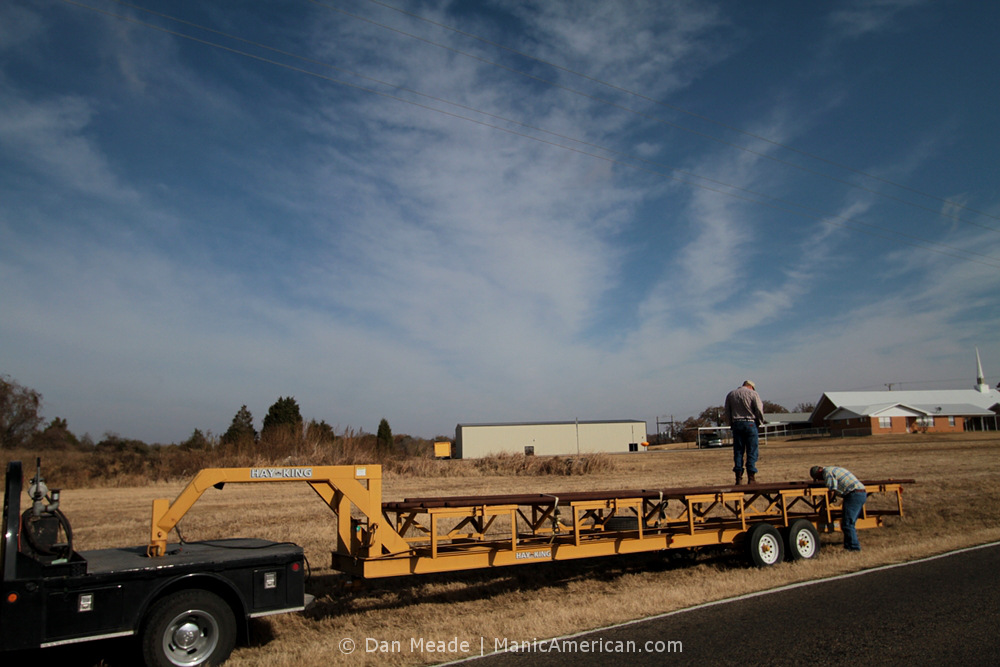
784;519;820;561
745;523;783;567
141;589;237;667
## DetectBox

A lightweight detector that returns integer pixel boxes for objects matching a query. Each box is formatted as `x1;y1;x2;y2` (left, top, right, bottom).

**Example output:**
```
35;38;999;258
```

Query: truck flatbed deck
80;538;301;577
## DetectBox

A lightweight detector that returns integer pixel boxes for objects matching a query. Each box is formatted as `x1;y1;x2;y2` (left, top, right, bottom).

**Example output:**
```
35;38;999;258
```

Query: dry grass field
15;432;1000;665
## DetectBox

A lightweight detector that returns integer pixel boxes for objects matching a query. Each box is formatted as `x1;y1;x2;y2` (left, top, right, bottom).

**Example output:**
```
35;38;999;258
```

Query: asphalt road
464;543;1000;666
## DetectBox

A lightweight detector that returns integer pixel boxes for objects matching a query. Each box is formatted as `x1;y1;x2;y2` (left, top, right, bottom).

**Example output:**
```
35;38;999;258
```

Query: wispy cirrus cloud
0;0;995;443
827;0;928;41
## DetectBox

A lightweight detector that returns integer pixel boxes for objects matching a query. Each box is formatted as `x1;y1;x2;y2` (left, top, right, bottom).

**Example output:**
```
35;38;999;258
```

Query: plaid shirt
724;385;765;426
823;466;866;496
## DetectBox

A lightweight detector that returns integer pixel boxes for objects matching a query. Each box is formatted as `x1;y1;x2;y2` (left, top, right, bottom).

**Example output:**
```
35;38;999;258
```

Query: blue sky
2;0;998;444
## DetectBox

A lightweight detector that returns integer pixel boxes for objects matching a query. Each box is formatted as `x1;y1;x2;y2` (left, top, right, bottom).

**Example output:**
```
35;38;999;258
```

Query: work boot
748;473;756;484
735;472;743;485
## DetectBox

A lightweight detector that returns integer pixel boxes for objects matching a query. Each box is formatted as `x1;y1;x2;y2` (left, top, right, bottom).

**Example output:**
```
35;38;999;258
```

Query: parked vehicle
0;460;307;666
699;431;724;448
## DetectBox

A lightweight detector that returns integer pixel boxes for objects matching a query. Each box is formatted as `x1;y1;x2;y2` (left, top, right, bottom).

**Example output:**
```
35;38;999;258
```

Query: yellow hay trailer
149;464;912;573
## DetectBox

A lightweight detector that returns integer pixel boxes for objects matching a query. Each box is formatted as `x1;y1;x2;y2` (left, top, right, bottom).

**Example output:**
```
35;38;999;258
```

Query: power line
56;0;1000;269
312;0;1000;234
845;376;996;391
361;0;1000;227
81;6;1000;266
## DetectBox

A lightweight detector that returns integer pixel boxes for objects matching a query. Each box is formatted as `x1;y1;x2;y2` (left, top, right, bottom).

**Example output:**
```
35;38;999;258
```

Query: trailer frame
147;464;911;577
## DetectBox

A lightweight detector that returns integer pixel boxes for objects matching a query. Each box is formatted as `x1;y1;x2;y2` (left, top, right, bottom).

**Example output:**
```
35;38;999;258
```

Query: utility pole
656;415;677;443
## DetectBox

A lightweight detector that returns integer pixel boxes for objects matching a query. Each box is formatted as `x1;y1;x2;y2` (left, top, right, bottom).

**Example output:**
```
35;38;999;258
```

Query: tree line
4;372;818;459
0;374;417;457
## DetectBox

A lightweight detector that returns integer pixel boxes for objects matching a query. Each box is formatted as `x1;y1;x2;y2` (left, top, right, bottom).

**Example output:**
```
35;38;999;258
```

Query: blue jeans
731;421;758;475
841;491;867;550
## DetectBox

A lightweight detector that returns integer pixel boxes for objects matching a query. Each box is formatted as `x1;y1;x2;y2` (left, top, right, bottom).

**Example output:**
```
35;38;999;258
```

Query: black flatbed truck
1;460;308;666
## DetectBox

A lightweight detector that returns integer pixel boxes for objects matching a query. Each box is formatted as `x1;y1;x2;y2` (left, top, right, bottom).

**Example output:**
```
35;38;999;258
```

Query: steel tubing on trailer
386;483;813;510
381;480;913;553
382;479;914;511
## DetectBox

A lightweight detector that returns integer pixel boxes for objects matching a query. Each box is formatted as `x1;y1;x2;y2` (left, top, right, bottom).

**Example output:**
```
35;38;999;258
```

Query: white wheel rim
795;528;817;558
757;533;780;565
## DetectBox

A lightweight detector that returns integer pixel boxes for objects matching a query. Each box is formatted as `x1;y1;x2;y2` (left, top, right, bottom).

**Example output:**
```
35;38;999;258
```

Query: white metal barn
454;420;648;459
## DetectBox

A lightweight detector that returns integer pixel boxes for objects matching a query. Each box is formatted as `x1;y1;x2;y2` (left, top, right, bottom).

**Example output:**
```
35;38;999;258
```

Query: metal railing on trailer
363;478;909;573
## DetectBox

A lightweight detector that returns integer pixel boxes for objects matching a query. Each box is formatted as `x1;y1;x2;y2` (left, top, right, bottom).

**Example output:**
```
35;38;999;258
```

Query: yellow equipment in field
148;464;911;572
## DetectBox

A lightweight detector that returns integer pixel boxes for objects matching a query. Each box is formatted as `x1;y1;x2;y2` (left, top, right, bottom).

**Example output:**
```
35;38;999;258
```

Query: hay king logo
250;467;314;479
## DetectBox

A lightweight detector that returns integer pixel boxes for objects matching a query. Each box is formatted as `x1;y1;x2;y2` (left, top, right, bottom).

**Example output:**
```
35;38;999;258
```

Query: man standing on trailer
810;465;867;551
724;380;765;485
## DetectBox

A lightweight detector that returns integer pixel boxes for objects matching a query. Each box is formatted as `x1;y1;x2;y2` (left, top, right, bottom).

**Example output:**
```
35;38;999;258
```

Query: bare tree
762;400;789;414
0;375;44;449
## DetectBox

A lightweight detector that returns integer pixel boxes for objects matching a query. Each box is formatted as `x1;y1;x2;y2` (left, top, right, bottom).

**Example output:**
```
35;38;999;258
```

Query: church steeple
975;347;989;393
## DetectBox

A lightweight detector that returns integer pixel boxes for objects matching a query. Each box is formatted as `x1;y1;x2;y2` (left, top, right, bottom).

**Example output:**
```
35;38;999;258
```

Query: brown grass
14;433;1000;665
0;443;616;489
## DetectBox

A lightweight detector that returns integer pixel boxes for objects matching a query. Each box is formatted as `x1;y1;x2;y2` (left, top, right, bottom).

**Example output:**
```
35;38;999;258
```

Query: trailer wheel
784;519;820;561
141;590;237;667
745;523;783;567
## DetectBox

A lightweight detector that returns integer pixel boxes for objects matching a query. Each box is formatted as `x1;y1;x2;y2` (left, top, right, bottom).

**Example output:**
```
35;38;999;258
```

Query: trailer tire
141;589;237;667
784;519;820;561
745;523;783;567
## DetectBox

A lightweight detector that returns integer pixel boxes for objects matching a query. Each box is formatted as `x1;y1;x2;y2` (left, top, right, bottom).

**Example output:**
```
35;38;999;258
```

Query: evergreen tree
180;428;210;450
261;397;303;440
376;418;393;455
221;405;257;446
31;417;81;450
306;419;335;444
